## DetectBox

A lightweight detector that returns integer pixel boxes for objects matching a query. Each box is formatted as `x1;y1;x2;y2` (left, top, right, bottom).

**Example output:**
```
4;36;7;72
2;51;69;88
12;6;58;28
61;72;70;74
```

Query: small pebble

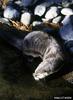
0;17;10;25
34;4;46;17
32;21;42;26
62;0;72;7
52;16;62;24
20;12;32;26
42;18;49;22
15;0;23;7
61;8;73;16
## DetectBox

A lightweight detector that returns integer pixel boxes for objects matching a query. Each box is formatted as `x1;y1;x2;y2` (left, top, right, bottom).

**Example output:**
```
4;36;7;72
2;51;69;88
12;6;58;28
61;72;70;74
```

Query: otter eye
44;70;47;72
35;74;37;77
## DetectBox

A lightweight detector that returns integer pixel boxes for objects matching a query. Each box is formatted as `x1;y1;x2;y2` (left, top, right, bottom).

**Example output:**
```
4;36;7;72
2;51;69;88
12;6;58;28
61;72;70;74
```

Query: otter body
23;31;63;80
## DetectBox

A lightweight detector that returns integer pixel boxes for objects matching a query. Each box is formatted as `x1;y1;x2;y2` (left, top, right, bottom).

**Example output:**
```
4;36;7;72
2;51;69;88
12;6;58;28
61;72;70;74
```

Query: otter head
33;60;53;81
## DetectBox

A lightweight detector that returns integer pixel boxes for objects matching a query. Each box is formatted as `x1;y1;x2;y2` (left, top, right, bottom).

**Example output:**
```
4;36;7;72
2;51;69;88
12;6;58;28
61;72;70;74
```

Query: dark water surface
0;38;73;100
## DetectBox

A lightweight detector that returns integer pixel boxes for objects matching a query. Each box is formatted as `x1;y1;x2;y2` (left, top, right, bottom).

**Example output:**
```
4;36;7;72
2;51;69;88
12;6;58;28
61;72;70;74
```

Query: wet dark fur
23;31;64;80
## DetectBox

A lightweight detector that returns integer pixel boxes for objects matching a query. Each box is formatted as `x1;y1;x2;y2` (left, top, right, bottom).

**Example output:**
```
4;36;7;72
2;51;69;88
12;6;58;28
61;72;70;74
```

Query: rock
0;17;10;25
34;4;46;17
22;0;38;7
63;71;73;84
20;12;32;26
61;8;73;16
0;7;3;17
62;0;73;7
61;16;70;25
39;1;53;8
59;15;73;41
60;15;73;55
45;6;59;21
42;18;50;22
50;6;60;10
65;40;73;54
0;0;10;9
32;22;60;33
14;0;23;7
41;0;62;5
32;21;42;27
52;0;62;5
0;20;27;50
52;16;62;24
58;6;62;9
3;5;20;20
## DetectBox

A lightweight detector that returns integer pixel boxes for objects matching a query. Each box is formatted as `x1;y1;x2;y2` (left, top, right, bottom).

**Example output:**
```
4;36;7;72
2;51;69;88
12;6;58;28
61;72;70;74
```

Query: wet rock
0;0;2;7
3;5;20;20
20;12;32;26
65;40;73;54
0;17;10;25
62;0;73;7
42;18;49;22
39;1;53;8
58;6;62;9
63;71;73;84
0;20;26;50
61;16;70;25
34;4;46;17
52;16;62;24
59;15;73;41
14;0;23;7
45;6;60;21
61;8;73;16
32;21;42;26
22;0;38;7
59;15;73;55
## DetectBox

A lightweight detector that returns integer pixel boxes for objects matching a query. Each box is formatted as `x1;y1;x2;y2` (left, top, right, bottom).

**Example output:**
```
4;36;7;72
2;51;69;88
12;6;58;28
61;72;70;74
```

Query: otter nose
33;73;40;81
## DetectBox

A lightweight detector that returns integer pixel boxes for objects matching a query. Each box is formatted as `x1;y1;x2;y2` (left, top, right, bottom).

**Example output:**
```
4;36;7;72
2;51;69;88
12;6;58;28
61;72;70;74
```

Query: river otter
23;31;63;80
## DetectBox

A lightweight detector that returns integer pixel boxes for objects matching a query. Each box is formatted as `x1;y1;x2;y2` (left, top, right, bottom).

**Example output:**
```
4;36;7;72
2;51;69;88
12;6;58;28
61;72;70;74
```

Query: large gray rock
22;0;38;7
59;15;73;54
59;15;73;41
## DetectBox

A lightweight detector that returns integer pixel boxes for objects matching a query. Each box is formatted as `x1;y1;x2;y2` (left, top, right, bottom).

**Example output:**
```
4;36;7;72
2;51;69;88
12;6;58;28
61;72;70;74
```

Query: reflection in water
0;38;73;100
